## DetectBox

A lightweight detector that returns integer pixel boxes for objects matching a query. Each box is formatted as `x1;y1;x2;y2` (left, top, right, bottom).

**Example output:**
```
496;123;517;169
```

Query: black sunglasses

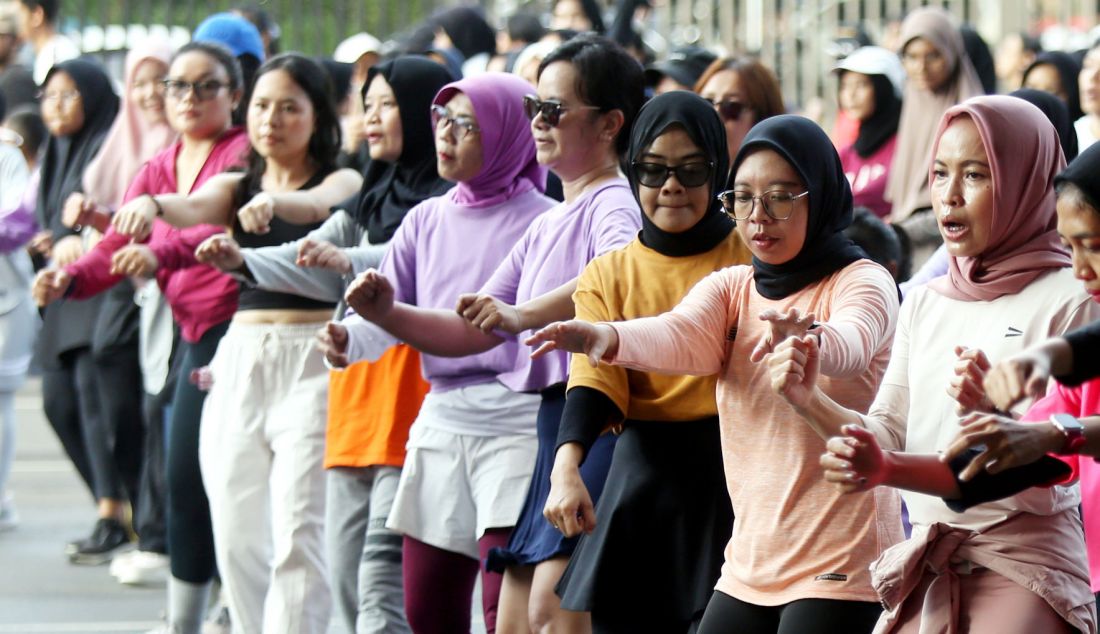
632;161;714;188
705;98;749;122
522;94;600;127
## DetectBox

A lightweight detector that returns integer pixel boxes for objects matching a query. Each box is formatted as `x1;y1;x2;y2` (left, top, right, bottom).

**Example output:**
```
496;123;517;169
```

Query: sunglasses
632;161;714;188
162;79;229;101
705;99;749;122
522;94;600;127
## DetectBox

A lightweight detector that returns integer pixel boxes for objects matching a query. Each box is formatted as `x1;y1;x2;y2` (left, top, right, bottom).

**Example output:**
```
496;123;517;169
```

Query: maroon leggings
403;529;511;634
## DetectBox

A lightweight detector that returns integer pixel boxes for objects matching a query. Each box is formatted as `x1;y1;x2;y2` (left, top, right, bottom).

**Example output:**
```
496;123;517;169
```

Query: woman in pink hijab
769;95;1100;632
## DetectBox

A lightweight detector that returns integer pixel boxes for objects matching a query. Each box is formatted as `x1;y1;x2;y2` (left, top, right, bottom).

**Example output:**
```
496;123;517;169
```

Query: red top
838;134;897;219
66;127;249;343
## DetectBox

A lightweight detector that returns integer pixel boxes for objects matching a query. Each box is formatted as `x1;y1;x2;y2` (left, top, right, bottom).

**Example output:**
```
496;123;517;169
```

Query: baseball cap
334;32;382;64
193;12;265;61
644;46;718;90
833;46;905;98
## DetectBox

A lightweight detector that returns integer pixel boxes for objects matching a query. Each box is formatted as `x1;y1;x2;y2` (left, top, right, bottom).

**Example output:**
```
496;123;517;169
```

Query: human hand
194;234;243;272
750;308;817;363
543;447;597;537
27;230;54;256
941;412;1063;481
344;269;395;322
51;235;84;266
237;192;275;235
112;195;158;240
315;322;350;368
947;346;993;415
984;349;1053;412
820;425;887;493
767;334;820;410
455;293;522;334
296;238;352;274
110;244;159;277
62;192;94;229
31;268;71;306
524;320;618;366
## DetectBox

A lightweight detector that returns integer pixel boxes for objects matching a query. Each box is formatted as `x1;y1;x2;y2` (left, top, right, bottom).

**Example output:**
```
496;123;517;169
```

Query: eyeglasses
162;79;228;101
522;94;600;127
38;90;81;105
632;161;714;188
716;190;809;220
430;104;480;140
704;99;748;122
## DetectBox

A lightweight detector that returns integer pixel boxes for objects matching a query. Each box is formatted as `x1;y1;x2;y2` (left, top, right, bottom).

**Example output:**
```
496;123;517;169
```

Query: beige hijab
886;7;983;222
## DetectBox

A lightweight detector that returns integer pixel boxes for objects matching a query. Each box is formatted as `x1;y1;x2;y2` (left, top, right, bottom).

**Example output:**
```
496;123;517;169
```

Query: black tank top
234;168;338;312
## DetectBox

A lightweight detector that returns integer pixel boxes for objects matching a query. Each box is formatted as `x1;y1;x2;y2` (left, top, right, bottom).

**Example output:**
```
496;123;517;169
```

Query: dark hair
0;90;6;122
234;53;341;209
5;106;47;157
236;53;262;126
508;12;546;45
844;208;903;280
1021;33;1042;55
317;58;354;105
18;0;58;24
233;4;280;54
1056;180;1100;216
552;0;605;34
537;34;645;156
173;41;244;91
694;56;785;124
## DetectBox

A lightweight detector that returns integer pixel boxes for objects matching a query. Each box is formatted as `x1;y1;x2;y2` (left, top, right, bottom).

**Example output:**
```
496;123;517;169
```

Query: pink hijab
82;41;177;209
928;95;1070;302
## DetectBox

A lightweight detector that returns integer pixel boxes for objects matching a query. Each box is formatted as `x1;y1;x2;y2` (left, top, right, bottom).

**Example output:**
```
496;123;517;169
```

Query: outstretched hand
296;238;352;274
941;412;1063;482
749;308;817;363
524;320;617;367
984;350;1054;412
194;234;243;272
820;425;887;494
456;293;522;334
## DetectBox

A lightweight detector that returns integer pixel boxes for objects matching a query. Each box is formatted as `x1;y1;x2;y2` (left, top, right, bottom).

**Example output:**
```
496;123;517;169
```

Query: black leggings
165;321;228;582
697;591;881;634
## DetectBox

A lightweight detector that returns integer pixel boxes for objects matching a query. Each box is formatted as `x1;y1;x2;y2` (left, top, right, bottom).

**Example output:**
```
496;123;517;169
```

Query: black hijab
354;56;453;244
960;26;996;94
432;7;496;60
36;59;119;234
1022;51;1084;122
1010;88;1079;162
851;73;902;159
1055;139;1100;213
730;115;866;300
627;91;732;257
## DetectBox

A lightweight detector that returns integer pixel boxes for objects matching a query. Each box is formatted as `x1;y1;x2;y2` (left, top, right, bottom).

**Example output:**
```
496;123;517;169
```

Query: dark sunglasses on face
705;98;749;122
522;94;600;127
631;161;714;188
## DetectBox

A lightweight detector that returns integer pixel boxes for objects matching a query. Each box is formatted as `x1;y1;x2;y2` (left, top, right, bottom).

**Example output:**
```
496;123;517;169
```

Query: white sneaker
0;494;18;532
113;549;170;586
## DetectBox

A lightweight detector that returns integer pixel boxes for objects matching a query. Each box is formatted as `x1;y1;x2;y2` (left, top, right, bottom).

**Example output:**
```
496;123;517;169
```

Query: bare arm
822;425;961;497
457;278;580;336
112;173;241;238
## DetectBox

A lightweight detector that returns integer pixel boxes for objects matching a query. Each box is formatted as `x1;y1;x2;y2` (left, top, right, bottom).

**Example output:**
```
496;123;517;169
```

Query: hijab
928;96;1070;302
886;7;984;222
960;26;996;94
1022;51;1084;122
1010;88;1079;161
81;42;176;210
36;59;120;231
1055;141;1100;212
354;56;453;244
626;91;732;257
731;115;867;299
431;7;497;61
433;72;547;208
851;73;902;158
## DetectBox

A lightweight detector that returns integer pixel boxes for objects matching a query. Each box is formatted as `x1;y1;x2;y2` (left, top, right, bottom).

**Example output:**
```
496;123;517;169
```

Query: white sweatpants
199;321;330;634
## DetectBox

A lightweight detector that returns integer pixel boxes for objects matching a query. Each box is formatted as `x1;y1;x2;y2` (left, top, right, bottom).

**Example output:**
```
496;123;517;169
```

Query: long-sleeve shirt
63;130;248;343
607;259;903;605
0;191;37;254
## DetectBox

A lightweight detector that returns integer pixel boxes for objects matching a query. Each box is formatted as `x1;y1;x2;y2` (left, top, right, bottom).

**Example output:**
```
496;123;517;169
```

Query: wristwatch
1050;413;1087;455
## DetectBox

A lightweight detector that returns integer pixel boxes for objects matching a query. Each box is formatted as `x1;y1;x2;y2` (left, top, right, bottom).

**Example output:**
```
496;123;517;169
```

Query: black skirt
557;416;733;624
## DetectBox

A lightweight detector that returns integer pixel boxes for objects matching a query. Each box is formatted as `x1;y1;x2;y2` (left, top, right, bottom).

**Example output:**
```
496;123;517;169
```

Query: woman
528;114;902;633
34;41;248;633
332;68;558;633
29;58;144;564
1076;41;1100;151
834;46;904;219
887;7;983;266
540;90;752;632
1022;51;1084;122
784;96;1097;632
205;55;451;634
112;53;362;634
694;56;784;164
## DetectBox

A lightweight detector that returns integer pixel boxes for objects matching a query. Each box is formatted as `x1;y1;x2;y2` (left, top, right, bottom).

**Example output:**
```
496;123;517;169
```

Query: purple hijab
433;72;547;208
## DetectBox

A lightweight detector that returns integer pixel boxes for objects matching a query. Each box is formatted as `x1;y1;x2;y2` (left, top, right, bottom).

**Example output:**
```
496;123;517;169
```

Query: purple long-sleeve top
0;170;39;254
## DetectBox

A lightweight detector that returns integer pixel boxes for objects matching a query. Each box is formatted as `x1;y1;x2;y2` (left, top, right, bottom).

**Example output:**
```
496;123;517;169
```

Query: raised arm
236;168;362;233
112;173;242;239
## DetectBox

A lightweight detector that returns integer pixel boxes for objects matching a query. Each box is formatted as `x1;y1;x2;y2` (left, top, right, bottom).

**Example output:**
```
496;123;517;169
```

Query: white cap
334;33;382;64
833;46;906;98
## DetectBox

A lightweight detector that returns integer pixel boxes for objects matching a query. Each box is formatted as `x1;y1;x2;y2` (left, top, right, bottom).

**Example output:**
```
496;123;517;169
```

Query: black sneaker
69;518;131;565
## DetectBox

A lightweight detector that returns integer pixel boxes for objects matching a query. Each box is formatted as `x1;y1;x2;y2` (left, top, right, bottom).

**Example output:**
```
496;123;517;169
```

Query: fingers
295;239;317;265
327;322;348;349
455;293;477;316
1023;373;1048;402
530;340;559;361
958;447;996;482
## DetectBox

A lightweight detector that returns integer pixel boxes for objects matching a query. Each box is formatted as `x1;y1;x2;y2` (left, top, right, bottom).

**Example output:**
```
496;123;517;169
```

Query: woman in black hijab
538;92;752;633
1011;87;1080;161
1022;51;1085;122
31;58;144;562
530;115;899;634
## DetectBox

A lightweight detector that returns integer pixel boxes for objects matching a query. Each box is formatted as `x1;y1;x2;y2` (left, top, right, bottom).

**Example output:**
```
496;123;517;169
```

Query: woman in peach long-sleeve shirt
530;115;903;633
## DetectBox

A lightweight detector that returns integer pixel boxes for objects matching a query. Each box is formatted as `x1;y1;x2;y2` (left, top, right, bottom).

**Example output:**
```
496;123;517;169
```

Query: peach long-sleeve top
608;259;904;605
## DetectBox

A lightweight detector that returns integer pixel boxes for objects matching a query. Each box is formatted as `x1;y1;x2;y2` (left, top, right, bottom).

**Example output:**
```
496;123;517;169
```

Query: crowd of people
2;0;1100;633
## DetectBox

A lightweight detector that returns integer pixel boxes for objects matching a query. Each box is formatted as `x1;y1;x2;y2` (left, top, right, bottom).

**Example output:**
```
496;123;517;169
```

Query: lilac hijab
433;72;547;207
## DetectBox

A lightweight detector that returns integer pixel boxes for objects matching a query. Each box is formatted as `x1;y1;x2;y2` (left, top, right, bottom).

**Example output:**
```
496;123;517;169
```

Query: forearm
269;190;334;224
881;451;961;498
377;303;503;357
793;387;874;440
157;193;228;228
516;278;577;332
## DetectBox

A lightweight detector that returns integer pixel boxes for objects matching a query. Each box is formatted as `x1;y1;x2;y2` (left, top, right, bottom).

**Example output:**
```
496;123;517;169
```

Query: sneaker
68;518;131;565
0;494;18;532
113;550;169;586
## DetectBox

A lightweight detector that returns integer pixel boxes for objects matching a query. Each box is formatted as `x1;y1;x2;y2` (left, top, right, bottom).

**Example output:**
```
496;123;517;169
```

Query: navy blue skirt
486;385;617;571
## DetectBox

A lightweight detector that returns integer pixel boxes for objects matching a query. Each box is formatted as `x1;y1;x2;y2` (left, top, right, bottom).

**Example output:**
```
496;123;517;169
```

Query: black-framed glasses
522;94;600;127
716;189;809;220
705;98;748;122
631;161;714;188
430;104;481;140
162;79;229;101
